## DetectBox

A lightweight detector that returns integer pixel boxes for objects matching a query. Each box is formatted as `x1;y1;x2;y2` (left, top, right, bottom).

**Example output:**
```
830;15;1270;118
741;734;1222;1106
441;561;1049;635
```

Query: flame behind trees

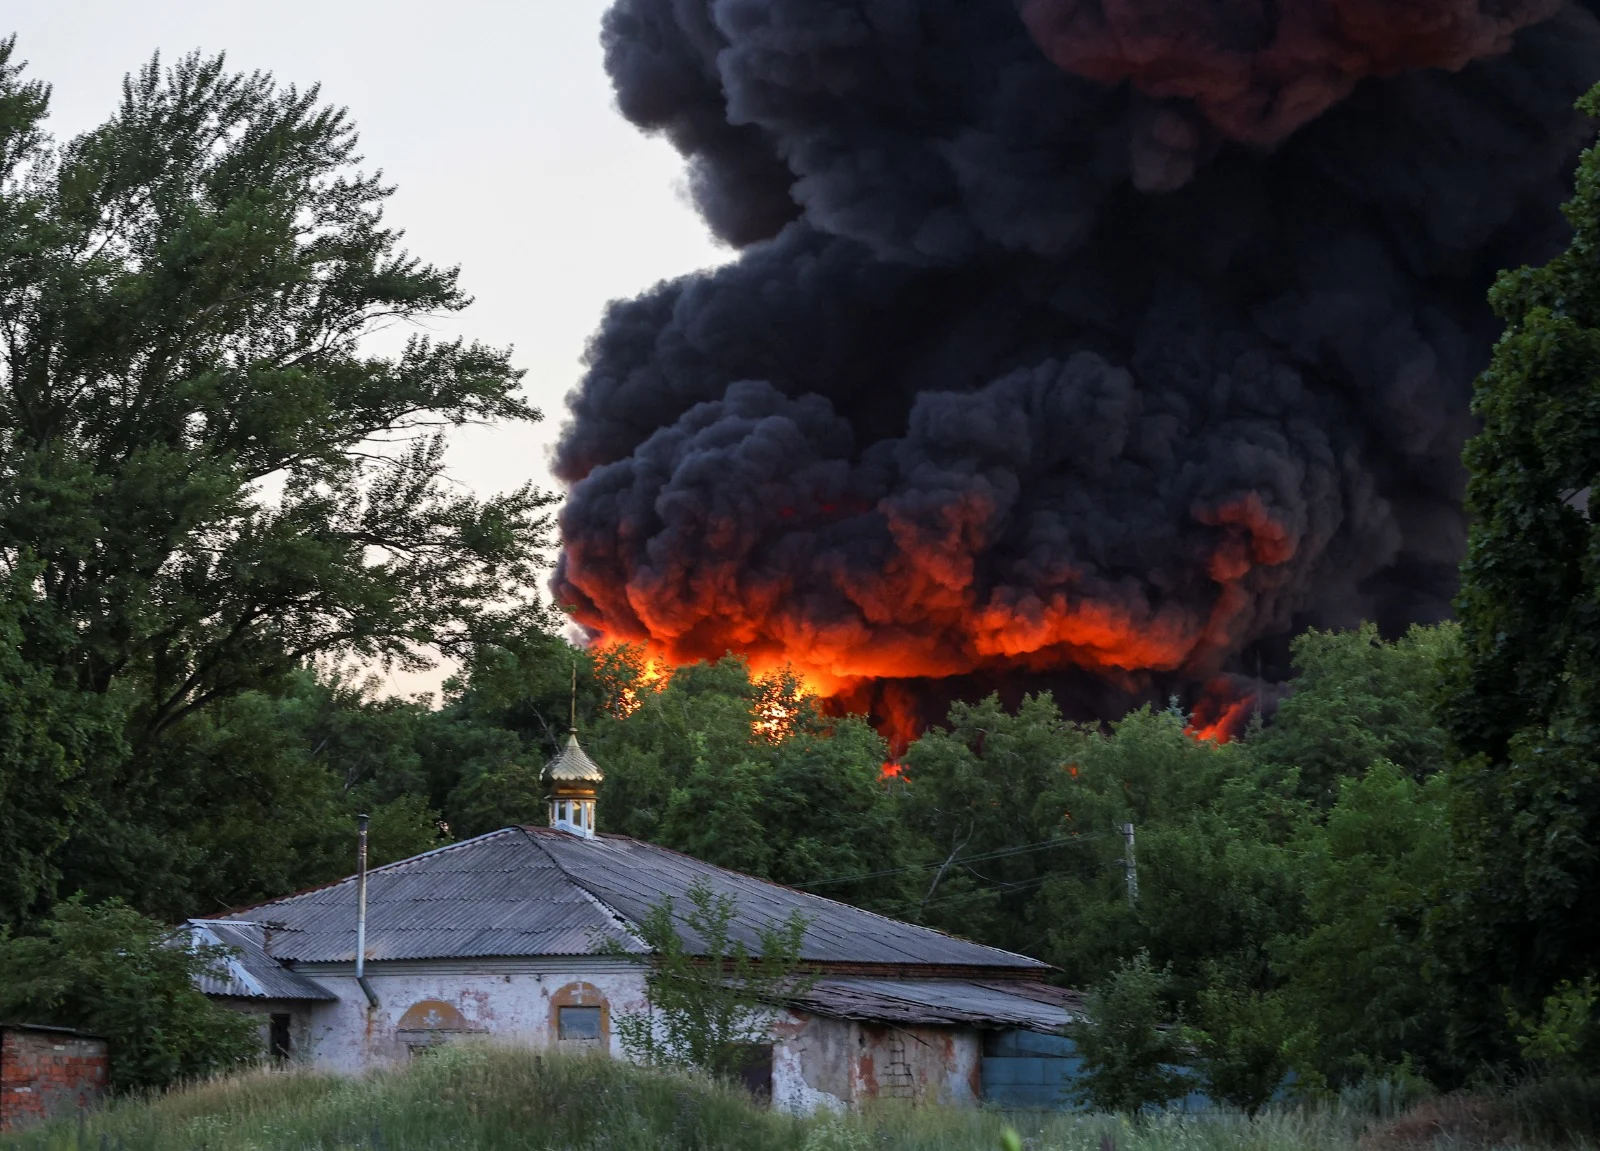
586;653;903;913
592;643;813;745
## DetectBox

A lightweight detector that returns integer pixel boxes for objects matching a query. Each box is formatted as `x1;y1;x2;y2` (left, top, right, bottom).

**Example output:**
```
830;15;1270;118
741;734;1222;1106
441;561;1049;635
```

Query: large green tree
893;692;1085;957
1250;623;1458;805
1037;705;1301;998
1276;761;1453;1081
1440;82;1600;1059
0;565;125;923
79;671;447;920
0;42;553;922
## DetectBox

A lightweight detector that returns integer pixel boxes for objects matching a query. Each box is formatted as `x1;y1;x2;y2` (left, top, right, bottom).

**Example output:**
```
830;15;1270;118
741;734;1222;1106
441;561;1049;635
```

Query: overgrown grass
1;1045;1593;1151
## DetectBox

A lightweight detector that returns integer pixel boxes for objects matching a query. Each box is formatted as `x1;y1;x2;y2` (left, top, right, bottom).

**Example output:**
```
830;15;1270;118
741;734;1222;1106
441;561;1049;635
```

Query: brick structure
0;1024;109;1132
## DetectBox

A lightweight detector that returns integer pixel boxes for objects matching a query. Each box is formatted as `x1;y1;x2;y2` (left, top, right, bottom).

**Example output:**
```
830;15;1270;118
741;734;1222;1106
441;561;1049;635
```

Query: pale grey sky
10;1;726;694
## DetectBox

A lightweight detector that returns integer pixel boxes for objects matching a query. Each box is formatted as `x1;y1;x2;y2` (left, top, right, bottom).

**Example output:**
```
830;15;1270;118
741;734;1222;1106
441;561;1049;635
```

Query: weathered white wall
274;960;983;1113
770;1011;982;1112
291;958;649;1073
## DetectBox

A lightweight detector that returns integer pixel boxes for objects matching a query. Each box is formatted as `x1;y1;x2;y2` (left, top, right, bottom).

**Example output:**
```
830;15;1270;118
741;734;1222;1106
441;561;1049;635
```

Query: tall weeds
1;1045;1593;1151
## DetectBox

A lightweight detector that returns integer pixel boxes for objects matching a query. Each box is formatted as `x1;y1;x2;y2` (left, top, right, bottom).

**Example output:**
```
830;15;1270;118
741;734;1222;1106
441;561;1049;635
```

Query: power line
876;856;1111;919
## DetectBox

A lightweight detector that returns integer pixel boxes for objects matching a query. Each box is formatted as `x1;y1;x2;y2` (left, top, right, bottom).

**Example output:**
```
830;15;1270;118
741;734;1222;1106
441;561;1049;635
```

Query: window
549;982;609;1049
557;1005;602;1043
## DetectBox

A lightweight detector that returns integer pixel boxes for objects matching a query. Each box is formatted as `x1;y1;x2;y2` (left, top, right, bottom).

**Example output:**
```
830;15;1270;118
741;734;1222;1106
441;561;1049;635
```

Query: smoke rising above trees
554;0;1600;725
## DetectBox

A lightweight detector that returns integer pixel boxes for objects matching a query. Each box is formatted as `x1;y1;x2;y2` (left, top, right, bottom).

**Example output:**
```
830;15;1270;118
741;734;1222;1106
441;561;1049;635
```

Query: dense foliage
1442;82;1600;1064
0;898;259;1090
0;41;553;926
1065;952;1196;1113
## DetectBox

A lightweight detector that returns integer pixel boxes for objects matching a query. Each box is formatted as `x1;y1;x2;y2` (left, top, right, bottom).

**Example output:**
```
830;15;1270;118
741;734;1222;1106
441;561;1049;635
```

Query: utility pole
1121;821;1138;908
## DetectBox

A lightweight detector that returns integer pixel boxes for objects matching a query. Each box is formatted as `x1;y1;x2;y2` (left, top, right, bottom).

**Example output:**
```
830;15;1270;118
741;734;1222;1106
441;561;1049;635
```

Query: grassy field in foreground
0;1044;1593;1151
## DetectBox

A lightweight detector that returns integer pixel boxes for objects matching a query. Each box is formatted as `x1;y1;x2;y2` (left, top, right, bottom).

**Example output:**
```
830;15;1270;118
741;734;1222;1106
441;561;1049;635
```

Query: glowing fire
596;644;669;719
567;492;1295;748
595;642;818;745
752;671;807;742
1185;677;1255;743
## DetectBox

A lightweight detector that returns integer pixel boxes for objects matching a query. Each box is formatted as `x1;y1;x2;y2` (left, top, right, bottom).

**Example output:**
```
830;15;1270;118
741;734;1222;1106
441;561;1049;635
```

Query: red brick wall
0;1027;109;1132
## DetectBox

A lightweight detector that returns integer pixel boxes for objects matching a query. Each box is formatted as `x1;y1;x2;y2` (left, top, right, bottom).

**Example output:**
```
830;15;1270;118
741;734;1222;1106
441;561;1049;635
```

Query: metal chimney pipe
354;813;379;1009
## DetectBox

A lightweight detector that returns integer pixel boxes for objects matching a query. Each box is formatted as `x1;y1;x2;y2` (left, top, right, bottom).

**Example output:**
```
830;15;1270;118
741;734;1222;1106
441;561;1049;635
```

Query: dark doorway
269;1013;292;1063
735;1044;773;1104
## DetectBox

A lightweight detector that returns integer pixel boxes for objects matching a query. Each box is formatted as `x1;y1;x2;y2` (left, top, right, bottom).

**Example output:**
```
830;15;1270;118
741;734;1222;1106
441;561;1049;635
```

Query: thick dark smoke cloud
555;0;1600;724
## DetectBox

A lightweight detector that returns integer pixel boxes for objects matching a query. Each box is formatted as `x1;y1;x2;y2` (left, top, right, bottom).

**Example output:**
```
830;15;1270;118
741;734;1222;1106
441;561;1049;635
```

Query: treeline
4;41;1600;1102
0;612;1554;1101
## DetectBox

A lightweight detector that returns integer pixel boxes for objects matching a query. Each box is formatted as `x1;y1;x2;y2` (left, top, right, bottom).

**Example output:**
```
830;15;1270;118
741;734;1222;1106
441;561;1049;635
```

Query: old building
186;728;1078;1110
0;1024;109;1132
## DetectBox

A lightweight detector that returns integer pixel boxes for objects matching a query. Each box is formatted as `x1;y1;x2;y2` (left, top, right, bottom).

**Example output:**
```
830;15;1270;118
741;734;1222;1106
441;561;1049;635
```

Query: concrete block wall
0;1026;109;1132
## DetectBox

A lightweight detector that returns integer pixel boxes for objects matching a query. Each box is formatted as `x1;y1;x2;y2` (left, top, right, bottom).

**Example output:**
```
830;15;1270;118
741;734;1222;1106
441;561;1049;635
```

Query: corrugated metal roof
205;825;1046;980
533;830;1045;969
185;922;336;1000
789;979;1078;1032
211;829;645;963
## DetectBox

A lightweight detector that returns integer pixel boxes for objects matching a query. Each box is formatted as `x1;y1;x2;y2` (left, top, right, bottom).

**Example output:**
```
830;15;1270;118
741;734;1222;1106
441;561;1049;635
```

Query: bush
1066;951;1196;1113
1506;978;1600;1074
0;896;259;1090
600;878;813;1080
1191;975;1299;1114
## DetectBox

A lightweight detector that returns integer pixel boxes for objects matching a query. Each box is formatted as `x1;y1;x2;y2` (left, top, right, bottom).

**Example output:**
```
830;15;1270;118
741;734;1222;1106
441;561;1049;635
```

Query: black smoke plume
553;0;1600;731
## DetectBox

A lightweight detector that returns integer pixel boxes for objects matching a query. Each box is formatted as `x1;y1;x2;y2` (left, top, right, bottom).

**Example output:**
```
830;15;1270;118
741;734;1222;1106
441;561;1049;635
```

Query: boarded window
557;1006;602;1043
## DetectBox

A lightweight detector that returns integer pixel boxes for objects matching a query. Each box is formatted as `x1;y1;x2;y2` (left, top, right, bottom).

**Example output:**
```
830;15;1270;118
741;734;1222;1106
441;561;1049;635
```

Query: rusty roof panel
793;979;1076;1032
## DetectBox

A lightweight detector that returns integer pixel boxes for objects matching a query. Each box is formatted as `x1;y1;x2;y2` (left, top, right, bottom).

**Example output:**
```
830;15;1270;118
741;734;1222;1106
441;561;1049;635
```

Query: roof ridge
515;827;649;954
522;827;1048;970
203;827;531;921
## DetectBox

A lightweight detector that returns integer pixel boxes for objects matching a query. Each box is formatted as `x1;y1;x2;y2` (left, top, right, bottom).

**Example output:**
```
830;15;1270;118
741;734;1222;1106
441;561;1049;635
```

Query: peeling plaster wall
291;959;648;1074
771;1011;983;1112
268;962;985;1113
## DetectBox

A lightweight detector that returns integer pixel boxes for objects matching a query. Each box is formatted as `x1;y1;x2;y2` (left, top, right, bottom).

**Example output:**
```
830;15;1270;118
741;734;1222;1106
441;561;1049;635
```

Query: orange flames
752;672;807;742
596;642;812;744
595;645;669;719
567;491;1294;748
1185;677;1256;743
